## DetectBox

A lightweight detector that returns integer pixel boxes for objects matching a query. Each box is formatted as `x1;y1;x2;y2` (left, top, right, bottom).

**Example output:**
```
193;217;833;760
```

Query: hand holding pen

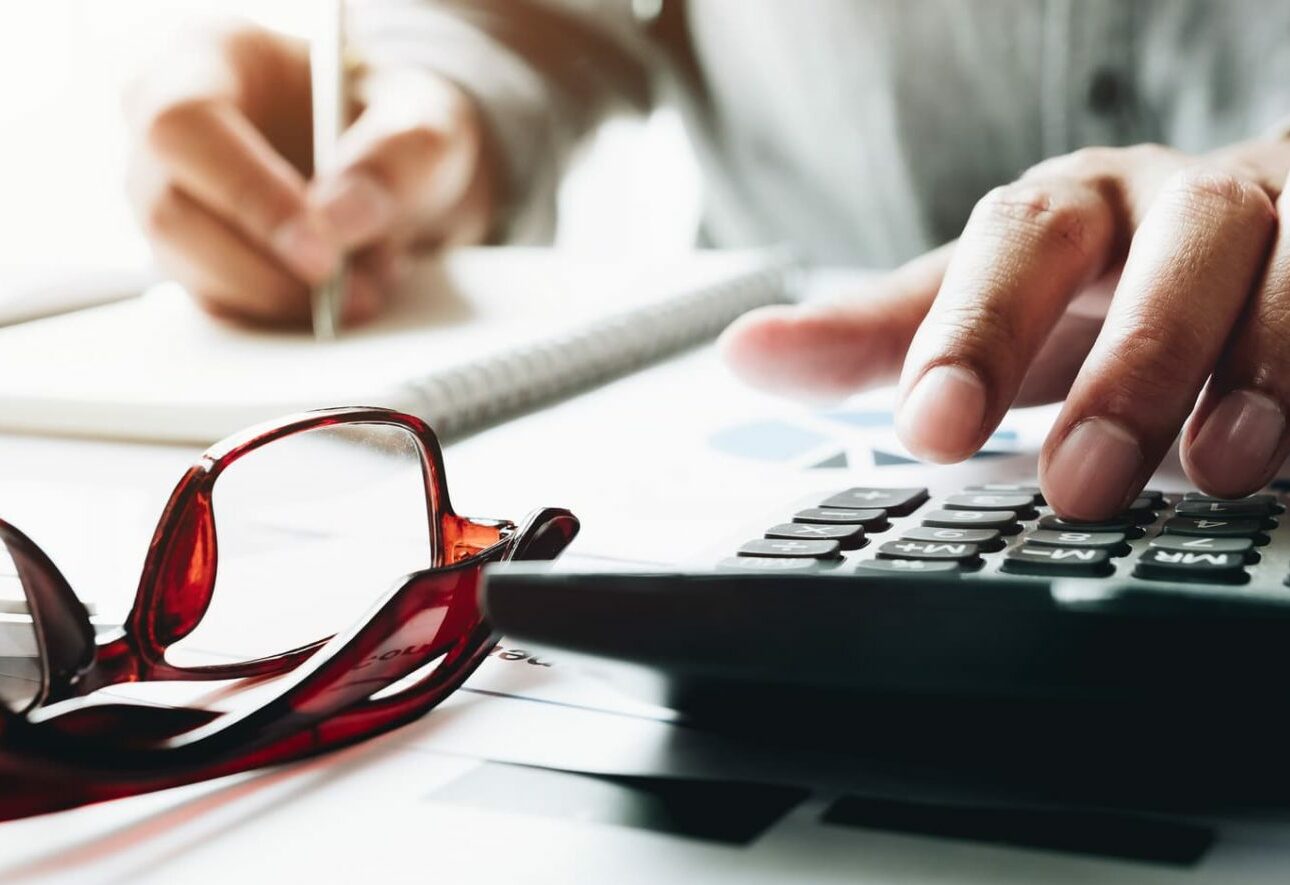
123;18;494;329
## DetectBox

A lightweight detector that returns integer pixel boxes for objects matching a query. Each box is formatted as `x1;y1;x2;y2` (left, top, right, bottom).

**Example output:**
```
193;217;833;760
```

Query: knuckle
1025;146;1121;182
1162;167;1276;223
375;124;446;167
143;97;219;156
227;170;298;236
140;184;186;238
933;296;1024;369
973;182;1103;263
1098;324;1207;413
1120;142;1180;169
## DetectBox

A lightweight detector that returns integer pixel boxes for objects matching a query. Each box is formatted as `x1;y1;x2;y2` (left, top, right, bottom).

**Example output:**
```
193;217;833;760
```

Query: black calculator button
1026;529;1129;556
943;493;1036;517
1182;492;1282;514
739;539;841;559
921;509;1018;532
718;556;826;572
876;540;980;563
793;508;887;530
1134;548;1249;584
766;522;865;550
1162;516;1267;542
1148;535;1258;564
820;487;929;516
901;526;1003;551
1175;499;1279;519
1139;489;1168;508
1037;514;1144;539
965;484;1044;505
1124;496;1159;524
855;559;961;575
1000;545;1113;577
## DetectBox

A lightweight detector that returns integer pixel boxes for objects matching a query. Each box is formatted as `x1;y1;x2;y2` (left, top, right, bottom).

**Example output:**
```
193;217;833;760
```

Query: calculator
482;479;1290;802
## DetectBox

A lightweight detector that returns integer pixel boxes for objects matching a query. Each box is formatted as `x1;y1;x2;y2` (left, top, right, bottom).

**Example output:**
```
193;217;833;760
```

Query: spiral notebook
0;247;793;444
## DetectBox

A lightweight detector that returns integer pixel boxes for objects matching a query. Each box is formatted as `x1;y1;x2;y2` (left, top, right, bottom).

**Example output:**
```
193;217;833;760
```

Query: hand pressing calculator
483;481;1290;802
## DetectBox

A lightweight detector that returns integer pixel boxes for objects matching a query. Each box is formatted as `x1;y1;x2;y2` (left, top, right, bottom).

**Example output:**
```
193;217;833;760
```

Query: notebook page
0;247;788;443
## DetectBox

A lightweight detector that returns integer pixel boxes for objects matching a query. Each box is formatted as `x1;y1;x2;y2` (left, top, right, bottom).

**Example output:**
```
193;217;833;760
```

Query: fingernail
271;214;336;282
896;365;988;462
1045;418;1143;520
1189;390;1285;494
315;174;395;244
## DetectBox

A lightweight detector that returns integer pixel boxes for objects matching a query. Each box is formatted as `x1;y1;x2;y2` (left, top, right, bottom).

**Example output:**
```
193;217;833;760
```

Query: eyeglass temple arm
0;510;579;821
0;520;95;707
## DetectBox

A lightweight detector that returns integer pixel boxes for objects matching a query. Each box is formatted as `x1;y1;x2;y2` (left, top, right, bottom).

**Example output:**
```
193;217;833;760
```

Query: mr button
1134;548;1248;584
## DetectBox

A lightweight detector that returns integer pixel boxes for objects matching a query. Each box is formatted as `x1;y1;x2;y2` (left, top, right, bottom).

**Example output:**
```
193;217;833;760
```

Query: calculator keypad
731;482;1290;590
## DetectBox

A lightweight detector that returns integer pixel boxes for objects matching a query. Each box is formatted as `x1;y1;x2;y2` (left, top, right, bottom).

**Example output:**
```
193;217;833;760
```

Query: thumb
718;242;953;399
310;69;486;249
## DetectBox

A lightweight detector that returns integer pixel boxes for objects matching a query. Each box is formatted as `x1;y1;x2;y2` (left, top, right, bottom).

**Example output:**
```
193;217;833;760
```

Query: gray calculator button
1134;548;1248;584
1001;545;1113;577
1182;492;1281;514
793;508;887;529
718;556;823;572
766;522;865;549
1162;517;1266;541
1026;529;1129;555
901;526;1003;551
1175;499;1279;519
965;484;1043;505
739;538;841;559
921;509;1017;531
1037;514;1144;539
876;540;980;563
944;493;1036;516
1148;535;1257;564
855;559;961;575
820;487;929;516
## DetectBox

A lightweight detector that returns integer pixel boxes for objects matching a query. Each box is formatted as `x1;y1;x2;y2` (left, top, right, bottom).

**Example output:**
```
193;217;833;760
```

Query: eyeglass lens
163;422;435;669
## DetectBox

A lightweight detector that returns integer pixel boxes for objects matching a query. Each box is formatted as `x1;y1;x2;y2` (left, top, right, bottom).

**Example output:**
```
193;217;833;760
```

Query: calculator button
876;540;981;563
1124;496;1159;524
943;494;1036;517
820;487;929;516
1182;492;1282;514
1162;517;1267;542
1139;489;1168;508
965;484;1044;505
1025;529;1129;556
1134;548;1248;584
1037;514;1144;539
921;509;1018;531
901;526;1003;551
1175;499;1279;519
718;556;824;572
793;508;887;530
855;559;961;575
765;522;865;549
1148;535;1257;564
1000;545;1113;577
739;539;841;559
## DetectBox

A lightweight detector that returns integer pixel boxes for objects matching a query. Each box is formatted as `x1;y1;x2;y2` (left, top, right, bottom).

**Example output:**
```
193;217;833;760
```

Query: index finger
145;97;337;284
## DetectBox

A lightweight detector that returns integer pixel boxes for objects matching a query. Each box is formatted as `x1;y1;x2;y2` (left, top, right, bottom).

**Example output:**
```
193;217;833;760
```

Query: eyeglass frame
0;406;578;819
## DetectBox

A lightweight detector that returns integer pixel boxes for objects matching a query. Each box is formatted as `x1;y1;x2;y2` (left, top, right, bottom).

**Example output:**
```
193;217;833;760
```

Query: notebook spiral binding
401;249;799;439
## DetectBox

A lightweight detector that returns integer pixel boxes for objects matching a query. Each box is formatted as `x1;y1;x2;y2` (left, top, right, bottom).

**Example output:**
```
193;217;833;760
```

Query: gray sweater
352;0;1290;266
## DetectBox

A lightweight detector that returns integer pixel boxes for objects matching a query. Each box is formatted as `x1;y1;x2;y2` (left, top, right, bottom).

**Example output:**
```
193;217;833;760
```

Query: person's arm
350;0;655;244
124;2;653;326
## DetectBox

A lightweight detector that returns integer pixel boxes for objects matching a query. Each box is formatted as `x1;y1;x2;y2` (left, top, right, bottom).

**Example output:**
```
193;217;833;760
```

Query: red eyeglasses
0;407;578;821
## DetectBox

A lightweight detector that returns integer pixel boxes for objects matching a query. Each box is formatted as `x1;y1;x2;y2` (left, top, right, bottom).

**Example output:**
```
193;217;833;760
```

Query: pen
309;0;347;340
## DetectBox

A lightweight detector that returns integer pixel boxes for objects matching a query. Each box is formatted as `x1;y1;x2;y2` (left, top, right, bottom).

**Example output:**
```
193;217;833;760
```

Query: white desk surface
0;348;1286;884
